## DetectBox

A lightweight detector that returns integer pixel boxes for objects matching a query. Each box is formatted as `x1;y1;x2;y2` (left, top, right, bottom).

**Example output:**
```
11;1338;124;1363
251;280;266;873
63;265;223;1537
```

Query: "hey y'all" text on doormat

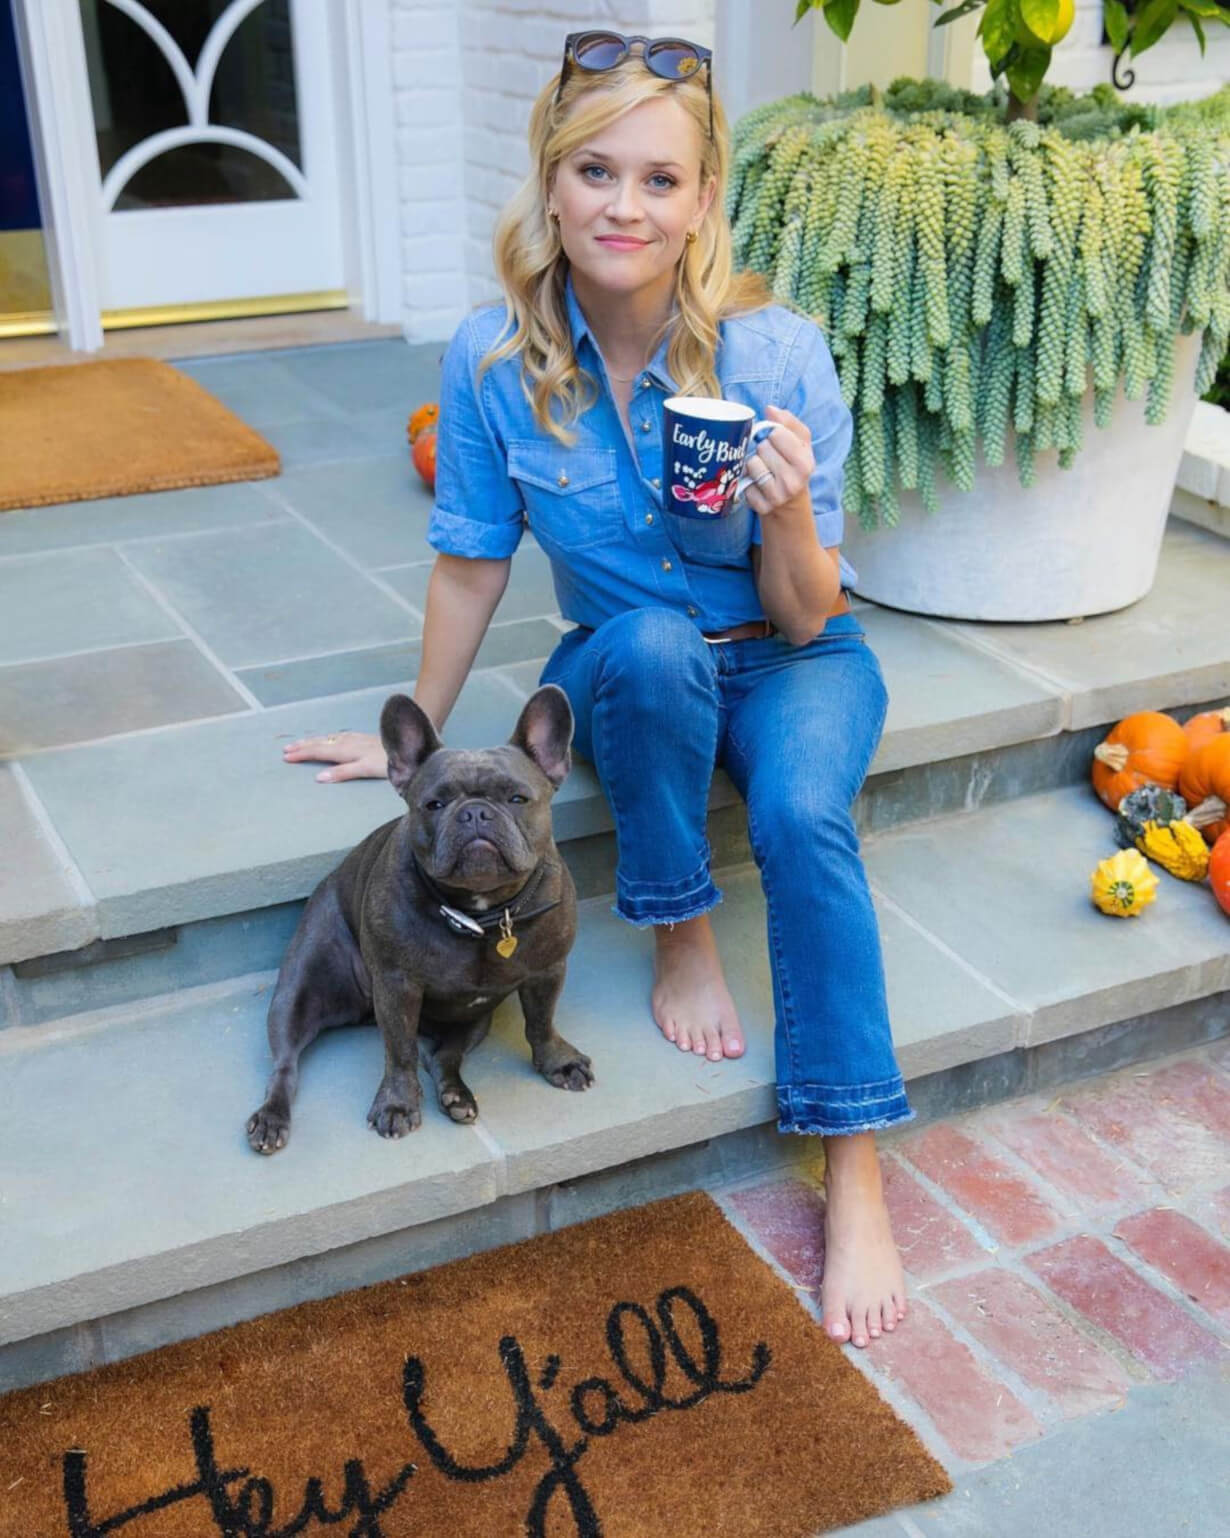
0;1192;951;1537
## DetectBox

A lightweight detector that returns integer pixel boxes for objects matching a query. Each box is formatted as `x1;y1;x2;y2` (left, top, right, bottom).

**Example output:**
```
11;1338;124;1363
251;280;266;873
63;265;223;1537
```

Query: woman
285;31;913;1349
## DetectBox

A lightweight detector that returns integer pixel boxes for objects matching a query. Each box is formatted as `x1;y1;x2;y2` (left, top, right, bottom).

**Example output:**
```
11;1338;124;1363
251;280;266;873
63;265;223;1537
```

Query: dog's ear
509;685;573;791
380;694;442;796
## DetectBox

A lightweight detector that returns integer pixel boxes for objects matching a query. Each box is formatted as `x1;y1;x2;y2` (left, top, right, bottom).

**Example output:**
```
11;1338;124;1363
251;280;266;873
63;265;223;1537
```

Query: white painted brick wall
393;0;717;342
969;0;1230;105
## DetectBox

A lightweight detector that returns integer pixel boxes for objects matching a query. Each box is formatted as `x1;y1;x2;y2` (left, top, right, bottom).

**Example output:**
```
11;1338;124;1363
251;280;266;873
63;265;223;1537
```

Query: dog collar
410;855;561;958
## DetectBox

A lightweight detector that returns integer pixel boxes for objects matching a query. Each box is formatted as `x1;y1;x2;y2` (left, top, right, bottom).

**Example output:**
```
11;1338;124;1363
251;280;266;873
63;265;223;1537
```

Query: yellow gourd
1090;849;1159;917
1135;819;1210;881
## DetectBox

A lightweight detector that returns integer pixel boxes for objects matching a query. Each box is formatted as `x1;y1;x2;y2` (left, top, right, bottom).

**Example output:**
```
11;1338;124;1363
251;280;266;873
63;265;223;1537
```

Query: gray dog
246;685;591;1153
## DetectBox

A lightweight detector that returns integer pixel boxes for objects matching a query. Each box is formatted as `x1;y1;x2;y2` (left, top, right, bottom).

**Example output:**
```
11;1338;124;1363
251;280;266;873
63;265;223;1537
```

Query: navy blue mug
663;395;776;520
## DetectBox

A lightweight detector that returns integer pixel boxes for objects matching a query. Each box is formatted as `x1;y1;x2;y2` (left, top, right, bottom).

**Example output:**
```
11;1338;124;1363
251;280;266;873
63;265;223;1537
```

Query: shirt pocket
507;440;623;552
663;500;755;569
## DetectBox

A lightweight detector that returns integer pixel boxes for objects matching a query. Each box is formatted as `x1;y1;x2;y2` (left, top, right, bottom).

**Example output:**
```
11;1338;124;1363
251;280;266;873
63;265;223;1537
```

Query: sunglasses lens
645;41;703;80
572;33;626;69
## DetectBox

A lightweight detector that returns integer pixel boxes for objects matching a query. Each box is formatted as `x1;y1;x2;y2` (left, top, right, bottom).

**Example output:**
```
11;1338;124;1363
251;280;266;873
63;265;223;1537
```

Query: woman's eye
582;164;609;181
509;793;529;804
649;174;676;190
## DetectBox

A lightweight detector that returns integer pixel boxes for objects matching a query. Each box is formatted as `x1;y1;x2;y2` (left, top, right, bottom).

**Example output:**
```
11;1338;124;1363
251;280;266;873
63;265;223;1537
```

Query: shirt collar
564;269;679;393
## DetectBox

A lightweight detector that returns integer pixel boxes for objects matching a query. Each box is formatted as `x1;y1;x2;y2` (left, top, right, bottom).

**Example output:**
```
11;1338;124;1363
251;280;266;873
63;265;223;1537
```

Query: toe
823;1305;851;1343
676;1030;692;1052
699;1023;722;1061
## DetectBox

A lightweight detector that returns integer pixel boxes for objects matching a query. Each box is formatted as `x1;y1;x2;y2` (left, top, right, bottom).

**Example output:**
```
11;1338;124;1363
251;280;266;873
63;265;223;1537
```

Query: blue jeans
540;607;914;1138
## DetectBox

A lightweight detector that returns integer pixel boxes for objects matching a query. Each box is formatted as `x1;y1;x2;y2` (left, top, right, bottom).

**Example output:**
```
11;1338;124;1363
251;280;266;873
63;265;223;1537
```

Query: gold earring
549;209;560;222
685;229;697;245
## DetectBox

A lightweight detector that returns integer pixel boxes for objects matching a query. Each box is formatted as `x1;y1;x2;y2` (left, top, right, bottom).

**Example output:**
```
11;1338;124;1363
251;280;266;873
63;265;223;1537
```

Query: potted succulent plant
726;3;1230;619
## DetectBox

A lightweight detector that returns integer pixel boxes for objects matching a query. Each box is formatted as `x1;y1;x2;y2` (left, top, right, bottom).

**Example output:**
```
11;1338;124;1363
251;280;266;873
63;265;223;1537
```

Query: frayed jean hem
612;887;724;929
776;1081;915;1137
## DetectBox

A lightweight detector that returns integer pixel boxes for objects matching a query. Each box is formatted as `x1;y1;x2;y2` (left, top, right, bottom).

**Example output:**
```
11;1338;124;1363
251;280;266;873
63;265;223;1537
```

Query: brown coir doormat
0;1193;950;1538
0;357;278;510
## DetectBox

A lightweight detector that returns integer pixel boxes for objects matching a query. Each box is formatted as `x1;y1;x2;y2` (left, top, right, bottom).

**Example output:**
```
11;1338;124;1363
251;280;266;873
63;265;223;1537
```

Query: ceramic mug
663;395;776;520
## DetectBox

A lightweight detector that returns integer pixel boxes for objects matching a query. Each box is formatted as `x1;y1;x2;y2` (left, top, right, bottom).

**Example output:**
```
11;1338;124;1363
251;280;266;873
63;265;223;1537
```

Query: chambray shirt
426;274;856;632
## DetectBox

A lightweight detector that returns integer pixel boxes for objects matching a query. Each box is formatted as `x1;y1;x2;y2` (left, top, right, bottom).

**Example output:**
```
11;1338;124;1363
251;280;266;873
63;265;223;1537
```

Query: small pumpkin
1090;711;1188;812
411;426;437;491
1181;706;1230;752
407;402;439;444
1177;734;1230;845
1114;786;1217;879
1113;786;1188;848
1091;849;1159;916
1210;831;1230;917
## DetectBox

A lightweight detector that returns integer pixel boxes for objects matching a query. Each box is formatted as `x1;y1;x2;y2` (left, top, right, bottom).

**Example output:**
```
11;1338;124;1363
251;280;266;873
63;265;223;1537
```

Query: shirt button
557;472;569;487
645;511;655;525
661;558;673;572
651;477;661;489
687;605;698;617
639;420;651;432
640;377;651;388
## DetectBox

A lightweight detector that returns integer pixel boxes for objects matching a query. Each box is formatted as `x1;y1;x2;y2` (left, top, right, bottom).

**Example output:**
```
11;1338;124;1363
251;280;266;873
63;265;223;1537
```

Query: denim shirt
426;274;856;632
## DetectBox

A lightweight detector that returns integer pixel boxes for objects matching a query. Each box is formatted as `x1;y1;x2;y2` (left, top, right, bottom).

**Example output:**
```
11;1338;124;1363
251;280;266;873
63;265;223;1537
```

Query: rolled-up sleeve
751;317;851;551
426;314;525;560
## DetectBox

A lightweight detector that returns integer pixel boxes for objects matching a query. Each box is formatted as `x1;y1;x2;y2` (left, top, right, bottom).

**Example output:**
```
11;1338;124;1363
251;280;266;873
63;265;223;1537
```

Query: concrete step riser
4;698;1225;1036
3;990;1223;1398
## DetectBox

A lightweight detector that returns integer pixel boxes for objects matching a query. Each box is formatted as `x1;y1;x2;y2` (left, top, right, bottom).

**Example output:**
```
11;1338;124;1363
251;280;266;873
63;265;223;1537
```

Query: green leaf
795;0;817;21
1187;9;1207;48
1005;41;1051;101
1130;0;1179;55
1020;0;1062;42
979;0;1020;62
1103;0;1130;50
936;0;986;23
822;0;862;40
1177;0;1227;19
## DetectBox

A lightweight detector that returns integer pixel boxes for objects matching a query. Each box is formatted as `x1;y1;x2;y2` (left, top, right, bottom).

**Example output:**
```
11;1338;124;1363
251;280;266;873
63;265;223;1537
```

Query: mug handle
732;420;779;505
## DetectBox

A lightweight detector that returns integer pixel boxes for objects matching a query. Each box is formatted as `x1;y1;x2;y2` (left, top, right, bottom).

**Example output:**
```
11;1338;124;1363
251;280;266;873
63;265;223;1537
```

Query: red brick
1140;1057;1230;1141
1056;1070;1227;1193
1114;1208;1230;1327
930;1268;1133;1417
896;1123;1063;1247
881;1155;987;1279
979;1103;1152;1209
1212;1185;1230;1240
725;1177;825;1291
866;1298;1042;1463
1025;1235;1223;1380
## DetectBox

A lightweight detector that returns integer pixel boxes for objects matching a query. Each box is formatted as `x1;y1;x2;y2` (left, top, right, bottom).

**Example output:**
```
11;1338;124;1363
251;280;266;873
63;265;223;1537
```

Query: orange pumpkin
1090;711;1188;812
1182;706;1230;752
412;426;437;490
407;402;439;445
1178;734;1230;845
1210;831;1230;917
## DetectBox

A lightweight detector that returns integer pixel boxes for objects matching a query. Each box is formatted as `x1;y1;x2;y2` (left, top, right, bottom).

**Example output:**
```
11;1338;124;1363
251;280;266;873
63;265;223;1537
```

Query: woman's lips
596;236;649;250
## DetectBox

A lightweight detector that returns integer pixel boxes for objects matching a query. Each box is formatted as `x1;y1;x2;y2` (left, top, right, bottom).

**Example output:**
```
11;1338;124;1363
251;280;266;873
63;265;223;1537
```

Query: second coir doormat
0;357;279;511
0;1192;950;1538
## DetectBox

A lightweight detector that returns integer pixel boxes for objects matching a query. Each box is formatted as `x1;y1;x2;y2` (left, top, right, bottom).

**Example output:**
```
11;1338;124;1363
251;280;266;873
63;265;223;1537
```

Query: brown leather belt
701;618;776;644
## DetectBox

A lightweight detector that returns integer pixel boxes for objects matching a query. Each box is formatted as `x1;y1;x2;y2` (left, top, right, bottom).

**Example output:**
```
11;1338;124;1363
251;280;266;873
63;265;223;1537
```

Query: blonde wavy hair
478;44;771;444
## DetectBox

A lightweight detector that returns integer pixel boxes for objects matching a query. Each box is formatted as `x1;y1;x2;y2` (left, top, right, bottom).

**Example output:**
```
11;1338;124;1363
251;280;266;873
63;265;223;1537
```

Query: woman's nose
606;181;643;222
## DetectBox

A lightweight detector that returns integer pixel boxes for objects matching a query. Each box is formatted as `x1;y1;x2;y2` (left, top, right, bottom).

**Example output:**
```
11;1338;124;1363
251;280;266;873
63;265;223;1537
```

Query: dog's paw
366;1082;422;1138
246;1104;290;1155
439;1084;479;1123
535;1040;594;1093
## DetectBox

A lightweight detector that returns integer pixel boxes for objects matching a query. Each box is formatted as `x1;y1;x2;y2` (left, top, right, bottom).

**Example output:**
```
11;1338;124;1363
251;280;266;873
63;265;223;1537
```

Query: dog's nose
456;801;494;826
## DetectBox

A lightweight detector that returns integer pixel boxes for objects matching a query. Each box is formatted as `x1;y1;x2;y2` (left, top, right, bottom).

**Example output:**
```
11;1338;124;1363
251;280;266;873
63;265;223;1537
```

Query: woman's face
550;94;715;304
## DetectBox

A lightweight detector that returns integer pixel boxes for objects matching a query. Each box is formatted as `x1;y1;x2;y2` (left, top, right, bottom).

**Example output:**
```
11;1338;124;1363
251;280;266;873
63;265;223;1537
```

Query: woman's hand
282;731;388;784
742;403;815;523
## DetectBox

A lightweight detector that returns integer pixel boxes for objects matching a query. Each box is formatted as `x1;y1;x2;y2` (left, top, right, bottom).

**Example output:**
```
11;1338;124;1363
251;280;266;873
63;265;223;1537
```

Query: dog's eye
509;794;529;804
424;799;445;811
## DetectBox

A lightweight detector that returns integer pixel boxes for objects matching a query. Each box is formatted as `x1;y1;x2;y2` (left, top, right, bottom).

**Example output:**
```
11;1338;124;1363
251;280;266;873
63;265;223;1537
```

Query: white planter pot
844;332;1203;622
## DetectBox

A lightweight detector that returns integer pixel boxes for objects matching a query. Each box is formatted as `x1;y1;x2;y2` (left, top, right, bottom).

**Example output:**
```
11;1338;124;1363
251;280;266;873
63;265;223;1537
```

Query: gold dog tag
496;909;518;959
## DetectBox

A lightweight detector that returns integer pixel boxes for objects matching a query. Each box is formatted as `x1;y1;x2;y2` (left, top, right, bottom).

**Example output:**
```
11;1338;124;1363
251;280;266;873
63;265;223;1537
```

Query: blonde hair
478;46;771;444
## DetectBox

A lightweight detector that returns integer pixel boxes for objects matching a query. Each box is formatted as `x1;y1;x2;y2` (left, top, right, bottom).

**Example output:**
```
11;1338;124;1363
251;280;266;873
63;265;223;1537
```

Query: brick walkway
718;1037;1230;1483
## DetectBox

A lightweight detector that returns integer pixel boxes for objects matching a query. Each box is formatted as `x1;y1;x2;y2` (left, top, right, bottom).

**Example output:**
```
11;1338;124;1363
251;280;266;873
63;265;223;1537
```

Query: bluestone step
2;784;1225;1370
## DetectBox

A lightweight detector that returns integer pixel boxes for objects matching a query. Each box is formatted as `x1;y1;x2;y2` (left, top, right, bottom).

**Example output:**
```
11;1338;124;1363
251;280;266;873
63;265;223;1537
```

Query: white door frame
11;0;401;351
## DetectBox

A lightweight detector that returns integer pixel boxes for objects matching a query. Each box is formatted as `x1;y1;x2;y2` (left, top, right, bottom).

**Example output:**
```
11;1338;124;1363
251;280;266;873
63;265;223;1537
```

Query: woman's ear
697;173;717;226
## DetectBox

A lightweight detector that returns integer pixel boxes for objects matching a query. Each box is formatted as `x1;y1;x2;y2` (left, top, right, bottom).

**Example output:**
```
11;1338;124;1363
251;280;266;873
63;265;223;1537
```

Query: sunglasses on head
554;31;714;141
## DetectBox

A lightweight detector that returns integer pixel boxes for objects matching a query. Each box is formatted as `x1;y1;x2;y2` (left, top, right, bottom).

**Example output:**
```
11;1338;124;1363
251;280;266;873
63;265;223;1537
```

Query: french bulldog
246;685;590;1153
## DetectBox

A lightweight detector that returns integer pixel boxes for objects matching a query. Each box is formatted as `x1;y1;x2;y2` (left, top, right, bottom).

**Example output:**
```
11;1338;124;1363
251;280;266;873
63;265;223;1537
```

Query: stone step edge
1;991;1223;1395
8;686;1229;981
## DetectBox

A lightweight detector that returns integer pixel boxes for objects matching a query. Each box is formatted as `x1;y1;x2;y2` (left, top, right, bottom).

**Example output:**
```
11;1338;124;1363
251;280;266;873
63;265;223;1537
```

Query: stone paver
1025;1235;1224;1381
895;1123;1064;1246
1114;1208;1230;1326
0;765;97;965
265;456;434;569
0;546;181;664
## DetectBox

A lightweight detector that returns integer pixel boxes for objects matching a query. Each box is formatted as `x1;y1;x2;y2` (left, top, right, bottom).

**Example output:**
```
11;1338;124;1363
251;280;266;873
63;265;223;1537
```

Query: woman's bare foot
651;914;744;1061
282;730;388;783
819;1130;908;1348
